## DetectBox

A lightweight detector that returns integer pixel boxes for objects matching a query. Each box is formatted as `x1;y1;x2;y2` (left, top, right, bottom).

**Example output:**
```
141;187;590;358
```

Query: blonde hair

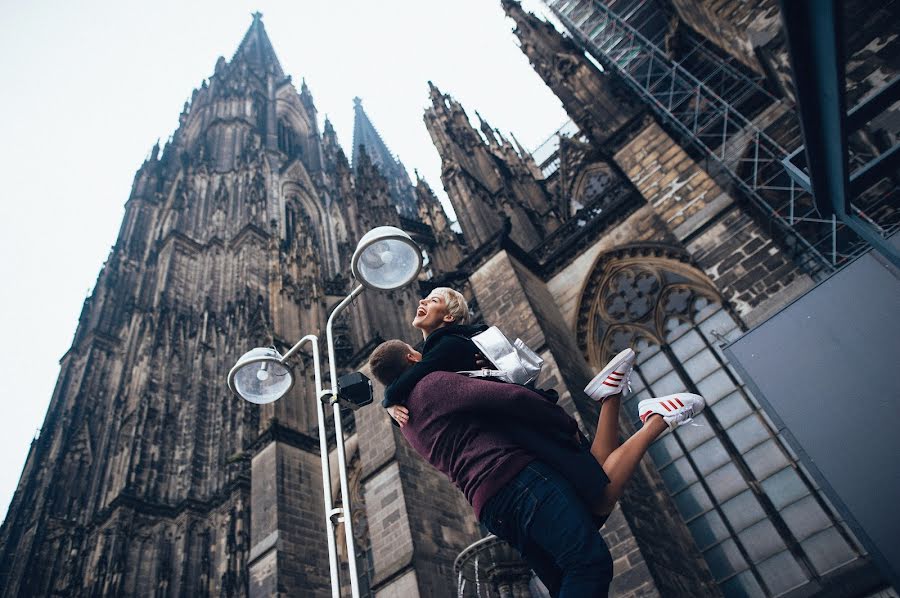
430;287;470;325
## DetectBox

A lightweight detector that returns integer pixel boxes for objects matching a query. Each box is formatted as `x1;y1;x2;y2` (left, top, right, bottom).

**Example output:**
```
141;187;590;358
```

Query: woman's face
412;293;453;334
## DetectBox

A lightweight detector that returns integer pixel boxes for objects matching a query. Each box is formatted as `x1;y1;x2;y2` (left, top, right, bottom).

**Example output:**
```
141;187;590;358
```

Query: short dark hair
369;340;413;385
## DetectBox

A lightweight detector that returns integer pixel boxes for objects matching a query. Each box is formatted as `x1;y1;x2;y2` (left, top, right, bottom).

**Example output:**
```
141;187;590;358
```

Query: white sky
0;0;570;520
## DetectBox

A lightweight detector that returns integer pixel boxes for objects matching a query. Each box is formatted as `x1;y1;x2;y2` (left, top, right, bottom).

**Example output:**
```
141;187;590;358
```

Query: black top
382;323;488;408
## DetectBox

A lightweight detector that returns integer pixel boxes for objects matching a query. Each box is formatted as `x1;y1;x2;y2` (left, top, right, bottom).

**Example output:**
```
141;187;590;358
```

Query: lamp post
228;226;422;598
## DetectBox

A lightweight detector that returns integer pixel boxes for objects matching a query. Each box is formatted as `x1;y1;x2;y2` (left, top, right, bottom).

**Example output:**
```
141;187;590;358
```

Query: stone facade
2;2;896;598
611;118;813;322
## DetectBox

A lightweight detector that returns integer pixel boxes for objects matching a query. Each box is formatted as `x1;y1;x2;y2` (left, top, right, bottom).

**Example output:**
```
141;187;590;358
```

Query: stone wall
355;366;481;597
548;204;673;332
612;119;812;320
668;0;781;77
669;0;900;116
249;441;331;597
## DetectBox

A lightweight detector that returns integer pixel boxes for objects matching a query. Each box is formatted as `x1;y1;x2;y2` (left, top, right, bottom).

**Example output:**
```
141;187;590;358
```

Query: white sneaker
584;348;636;402
638;393;705;430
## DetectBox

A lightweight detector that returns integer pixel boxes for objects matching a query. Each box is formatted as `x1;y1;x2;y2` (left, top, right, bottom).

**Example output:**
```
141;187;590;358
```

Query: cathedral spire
423;82;558;251
350;97;419;219
231;12;284;78
351;97;396;169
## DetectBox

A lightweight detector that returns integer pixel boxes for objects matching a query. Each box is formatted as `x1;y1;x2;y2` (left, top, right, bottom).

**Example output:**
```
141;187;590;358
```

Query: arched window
578;248;863;597
571;162;616;214
277;120;295;157
284;203;296;244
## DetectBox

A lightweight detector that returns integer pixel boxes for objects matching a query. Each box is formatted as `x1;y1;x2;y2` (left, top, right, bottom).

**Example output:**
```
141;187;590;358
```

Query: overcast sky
0;0;570;520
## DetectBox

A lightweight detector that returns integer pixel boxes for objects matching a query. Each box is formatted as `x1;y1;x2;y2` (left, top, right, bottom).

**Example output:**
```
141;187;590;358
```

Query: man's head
412;287;469;336
369;340;422;386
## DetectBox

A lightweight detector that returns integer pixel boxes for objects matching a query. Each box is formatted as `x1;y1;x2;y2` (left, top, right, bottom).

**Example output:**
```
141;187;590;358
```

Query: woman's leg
589;394;622;465
585;348;635;465
591;415;668;516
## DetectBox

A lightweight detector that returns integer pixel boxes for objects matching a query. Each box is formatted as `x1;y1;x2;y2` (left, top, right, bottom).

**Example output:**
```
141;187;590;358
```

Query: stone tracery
577;246;724;366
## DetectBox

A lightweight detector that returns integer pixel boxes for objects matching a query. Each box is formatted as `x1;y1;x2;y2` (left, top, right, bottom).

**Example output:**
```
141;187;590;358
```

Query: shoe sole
585;348;635;400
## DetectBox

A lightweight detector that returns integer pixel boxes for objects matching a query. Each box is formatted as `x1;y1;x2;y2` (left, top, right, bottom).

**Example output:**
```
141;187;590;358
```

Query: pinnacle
501;0;524;14
231;12;284;78
351;97;419;218
351;96;394;169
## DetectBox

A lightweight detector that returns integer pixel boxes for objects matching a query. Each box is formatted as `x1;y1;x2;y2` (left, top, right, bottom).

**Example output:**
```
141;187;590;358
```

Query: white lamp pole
279;334;341;597
228;227;422;598
324;284;364;597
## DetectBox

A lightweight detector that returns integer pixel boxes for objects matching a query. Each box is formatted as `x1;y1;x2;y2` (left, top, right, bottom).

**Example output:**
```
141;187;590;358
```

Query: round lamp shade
351;226;422;290
227;347;294;404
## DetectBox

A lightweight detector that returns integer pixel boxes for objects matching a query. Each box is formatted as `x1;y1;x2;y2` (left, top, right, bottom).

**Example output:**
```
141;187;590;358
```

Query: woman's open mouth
416;307;426;317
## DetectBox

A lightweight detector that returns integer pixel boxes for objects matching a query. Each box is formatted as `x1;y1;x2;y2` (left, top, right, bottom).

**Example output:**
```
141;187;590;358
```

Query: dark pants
480;461;614;597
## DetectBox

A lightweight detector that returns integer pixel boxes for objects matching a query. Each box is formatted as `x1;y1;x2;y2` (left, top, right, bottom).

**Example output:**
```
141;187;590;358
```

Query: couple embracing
368;287;704;597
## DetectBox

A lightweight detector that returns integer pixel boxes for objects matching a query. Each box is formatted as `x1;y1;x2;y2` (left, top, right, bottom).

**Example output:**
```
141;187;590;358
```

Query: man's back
400;371;535;518
402;372;578;515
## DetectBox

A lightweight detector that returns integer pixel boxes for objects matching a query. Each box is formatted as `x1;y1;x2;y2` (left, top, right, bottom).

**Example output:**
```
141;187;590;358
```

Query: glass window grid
756;551;808;595
801;527;856;576
628;303;860;595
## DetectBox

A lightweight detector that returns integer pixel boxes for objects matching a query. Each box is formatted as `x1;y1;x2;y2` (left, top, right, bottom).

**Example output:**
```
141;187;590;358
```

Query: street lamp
228;226;422;598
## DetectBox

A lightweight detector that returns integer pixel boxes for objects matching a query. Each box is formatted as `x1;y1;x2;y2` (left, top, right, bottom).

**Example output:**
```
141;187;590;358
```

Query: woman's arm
382;336;478;408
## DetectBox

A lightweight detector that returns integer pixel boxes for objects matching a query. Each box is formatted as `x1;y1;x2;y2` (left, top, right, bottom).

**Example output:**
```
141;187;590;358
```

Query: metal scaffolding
544;0;897;276
531;119;582;177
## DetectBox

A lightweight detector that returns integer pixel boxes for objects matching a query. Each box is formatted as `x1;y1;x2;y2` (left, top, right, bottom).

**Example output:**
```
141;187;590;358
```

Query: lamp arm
280;333;319;363
325;283;365;598
324;284;365;380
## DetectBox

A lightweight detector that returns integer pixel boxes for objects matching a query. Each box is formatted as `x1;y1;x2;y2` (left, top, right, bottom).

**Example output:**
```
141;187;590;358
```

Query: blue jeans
480;461;614;597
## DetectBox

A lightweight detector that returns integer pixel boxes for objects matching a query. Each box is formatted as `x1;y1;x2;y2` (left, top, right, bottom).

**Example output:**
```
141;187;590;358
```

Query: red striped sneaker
638;394;705;430
584;348;636;402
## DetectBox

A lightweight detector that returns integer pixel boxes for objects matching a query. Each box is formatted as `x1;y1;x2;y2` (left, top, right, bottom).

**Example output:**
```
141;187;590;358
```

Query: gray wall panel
726;238;900;589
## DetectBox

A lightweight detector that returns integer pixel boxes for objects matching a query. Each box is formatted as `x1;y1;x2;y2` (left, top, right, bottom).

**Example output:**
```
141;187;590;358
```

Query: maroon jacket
400;371;580;518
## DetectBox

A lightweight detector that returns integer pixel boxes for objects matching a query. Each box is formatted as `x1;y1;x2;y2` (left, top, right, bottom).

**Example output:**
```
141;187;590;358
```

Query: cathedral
1;1;897;597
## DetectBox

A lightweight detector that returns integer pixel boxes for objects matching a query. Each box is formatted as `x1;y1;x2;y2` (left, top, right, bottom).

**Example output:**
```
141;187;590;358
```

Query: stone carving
603;266;661;322
578;250;723;365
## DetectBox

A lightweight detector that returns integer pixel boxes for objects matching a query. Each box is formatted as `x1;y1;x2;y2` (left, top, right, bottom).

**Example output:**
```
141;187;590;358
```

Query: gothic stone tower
0;14;467;597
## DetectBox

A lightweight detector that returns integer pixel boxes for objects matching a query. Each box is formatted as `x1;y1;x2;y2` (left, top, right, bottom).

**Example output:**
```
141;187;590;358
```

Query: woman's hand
473;352;496;370
386;405;410;428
